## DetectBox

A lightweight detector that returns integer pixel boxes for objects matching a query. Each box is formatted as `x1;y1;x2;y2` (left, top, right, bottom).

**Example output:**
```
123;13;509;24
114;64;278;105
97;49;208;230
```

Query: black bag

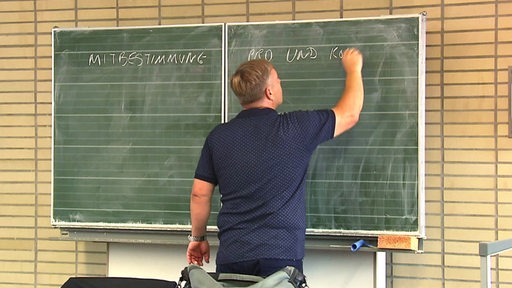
61;277;177;288
178;265;308;288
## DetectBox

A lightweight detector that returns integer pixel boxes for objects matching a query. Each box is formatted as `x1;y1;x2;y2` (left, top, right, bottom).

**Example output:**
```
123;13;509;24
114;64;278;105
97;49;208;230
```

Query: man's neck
242;100;276;110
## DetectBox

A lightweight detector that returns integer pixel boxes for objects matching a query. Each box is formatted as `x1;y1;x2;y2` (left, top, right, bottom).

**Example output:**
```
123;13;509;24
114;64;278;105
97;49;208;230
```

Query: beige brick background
0;0;511;287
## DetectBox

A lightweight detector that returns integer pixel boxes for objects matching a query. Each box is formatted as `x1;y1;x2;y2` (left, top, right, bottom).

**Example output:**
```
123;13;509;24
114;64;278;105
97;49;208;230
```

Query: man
186;48;364;277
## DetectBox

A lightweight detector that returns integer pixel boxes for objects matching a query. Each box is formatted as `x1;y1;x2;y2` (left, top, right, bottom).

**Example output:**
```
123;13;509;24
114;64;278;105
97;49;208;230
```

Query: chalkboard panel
226;15;425;236
52;24;224;228
52;15;425;238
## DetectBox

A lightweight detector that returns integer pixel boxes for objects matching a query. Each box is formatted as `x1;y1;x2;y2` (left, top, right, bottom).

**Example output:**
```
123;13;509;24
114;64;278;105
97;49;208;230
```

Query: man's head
230;59;282;108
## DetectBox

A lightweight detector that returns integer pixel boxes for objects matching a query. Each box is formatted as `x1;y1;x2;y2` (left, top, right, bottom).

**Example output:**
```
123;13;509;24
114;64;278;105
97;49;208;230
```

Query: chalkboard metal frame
52;15;426;245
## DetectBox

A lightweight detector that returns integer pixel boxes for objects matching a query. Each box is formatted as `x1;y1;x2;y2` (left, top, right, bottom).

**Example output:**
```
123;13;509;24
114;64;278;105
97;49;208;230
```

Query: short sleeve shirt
194;108;335;264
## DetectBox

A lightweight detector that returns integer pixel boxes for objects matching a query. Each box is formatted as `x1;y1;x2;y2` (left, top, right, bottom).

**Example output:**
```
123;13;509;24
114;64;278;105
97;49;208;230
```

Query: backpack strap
178;267;190;288
178;265;223;288
281;266;308;288
178;266;202;288
216;273;264;283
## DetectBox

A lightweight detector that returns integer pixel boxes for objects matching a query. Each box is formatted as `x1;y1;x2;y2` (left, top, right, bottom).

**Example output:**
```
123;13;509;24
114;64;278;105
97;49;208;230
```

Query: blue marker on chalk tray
351;239;375;252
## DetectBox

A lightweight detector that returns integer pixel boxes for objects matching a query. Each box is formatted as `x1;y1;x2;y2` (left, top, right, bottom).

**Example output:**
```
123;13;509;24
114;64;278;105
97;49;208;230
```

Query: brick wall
0;0;510;287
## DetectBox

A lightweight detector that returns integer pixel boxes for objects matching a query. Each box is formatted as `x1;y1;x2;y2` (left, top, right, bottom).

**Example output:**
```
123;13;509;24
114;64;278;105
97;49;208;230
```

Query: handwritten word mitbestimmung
88;51;207;67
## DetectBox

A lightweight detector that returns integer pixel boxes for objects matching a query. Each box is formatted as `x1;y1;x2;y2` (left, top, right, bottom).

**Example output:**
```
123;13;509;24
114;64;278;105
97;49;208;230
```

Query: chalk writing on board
88;51;207;67
247;46;345;63
286;47;318;62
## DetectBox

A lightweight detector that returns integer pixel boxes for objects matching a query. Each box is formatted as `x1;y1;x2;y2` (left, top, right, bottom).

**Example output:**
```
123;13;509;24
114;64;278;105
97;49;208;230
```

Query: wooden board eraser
378;235;418;251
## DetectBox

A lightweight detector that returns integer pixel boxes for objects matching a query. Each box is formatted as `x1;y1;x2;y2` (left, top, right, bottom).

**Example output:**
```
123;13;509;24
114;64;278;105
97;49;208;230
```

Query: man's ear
264;87;273;100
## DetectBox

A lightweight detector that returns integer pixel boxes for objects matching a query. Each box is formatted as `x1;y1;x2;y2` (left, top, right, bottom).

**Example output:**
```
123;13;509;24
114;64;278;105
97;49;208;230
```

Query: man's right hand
342;47;363;74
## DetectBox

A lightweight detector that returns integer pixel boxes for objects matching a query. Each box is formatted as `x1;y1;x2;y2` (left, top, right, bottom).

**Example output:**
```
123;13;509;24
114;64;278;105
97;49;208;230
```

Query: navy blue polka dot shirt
194;108;335;264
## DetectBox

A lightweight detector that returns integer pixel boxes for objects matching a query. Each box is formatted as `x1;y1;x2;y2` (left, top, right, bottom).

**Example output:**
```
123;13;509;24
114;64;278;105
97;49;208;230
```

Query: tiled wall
0;0;510;287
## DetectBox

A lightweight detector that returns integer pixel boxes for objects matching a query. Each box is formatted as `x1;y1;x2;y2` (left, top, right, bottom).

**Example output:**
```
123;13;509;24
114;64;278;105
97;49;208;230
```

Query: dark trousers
216;258;303;277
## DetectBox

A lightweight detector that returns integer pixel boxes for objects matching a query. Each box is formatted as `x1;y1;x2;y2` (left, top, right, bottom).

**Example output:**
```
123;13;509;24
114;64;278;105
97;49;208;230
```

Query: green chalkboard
227;15;425;236
52;15;425;238
52;24;224;228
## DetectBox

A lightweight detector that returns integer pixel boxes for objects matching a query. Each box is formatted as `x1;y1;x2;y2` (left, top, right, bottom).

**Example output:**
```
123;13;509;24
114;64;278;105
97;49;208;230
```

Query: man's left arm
187;178;215;265
190;178;214;237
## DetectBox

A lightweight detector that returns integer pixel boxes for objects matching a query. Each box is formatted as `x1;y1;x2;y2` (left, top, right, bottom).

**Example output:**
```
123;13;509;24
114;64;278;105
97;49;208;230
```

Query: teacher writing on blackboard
187;48;364;277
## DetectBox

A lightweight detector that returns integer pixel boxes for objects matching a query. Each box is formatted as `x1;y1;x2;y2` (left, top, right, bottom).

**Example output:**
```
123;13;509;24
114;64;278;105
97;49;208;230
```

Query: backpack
178;265;308;288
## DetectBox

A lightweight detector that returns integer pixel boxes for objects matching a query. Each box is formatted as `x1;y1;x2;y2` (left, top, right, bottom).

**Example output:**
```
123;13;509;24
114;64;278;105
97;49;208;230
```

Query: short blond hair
230;59;274;106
